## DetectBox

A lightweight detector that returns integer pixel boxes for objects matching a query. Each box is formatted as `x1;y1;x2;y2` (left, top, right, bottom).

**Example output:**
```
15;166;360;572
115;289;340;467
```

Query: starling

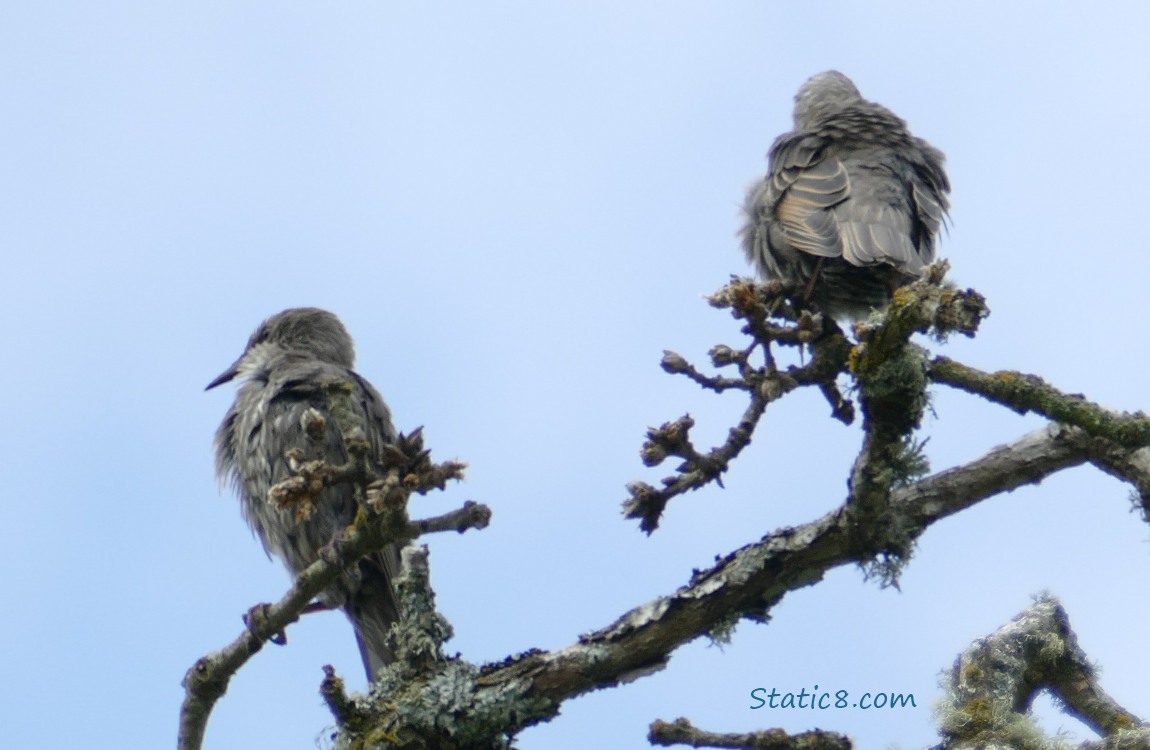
740;71;950;320
208;307;400;680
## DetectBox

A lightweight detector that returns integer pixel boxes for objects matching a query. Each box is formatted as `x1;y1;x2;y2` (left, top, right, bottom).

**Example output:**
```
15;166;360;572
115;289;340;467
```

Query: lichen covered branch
937;597;1147;748
327;424;1095;749
930;356;1150;449
627;269;990;534
649;717;851;750
841;267;986;577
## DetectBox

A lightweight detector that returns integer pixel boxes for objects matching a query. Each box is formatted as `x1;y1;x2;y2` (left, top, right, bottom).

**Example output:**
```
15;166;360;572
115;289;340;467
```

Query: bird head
205;307;356;390
792;70;863;130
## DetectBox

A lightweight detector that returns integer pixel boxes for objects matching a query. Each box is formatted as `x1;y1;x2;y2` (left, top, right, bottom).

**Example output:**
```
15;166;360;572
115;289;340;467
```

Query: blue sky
3;2;1148;748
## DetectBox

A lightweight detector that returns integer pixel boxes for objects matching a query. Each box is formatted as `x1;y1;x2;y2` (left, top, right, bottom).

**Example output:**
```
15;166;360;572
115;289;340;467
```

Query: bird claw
243;602;288;646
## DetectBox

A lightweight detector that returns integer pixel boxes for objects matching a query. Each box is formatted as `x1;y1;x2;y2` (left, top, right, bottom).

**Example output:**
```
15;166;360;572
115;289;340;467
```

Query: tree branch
937;597;1147;748
930;357;1150;449
626;269;988;534
330;424;1102;748
1081;440;1150;521
625;279;856;532
178;432;481;750
648;717;851;750
193;276;1150;749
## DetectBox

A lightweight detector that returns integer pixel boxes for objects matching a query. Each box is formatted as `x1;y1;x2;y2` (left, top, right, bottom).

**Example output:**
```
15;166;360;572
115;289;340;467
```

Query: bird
207;307;401;681
740;70;950;320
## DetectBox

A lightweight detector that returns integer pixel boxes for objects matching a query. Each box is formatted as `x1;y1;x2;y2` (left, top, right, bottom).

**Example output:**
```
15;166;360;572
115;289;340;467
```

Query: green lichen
336;659;556;750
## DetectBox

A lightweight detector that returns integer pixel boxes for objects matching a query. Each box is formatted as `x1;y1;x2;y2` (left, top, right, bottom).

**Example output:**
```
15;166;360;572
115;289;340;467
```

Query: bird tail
345;548;403;682
815;261;911;320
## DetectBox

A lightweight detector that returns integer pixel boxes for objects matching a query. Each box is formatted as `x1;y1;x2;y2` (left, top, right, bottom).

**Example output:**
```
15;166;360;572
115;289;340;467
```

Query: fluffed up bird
207;307;401;681
740;70;950;320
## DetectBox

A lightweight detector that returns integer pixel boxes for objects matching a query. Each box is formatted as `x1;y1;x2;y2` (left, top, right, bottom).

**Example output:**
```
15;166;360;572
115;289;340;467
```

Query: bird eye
246;327;271;350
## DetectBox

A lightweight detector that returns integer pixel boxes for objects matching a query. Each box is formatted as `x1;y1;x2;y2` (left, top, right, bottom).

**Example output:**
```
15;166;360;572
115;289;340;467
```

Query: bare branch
897;423;1088;527
178;498;486;750
930;356;1150;449
624;383;771;533
662;349;749;392
328;425;1097;749
649;717;851;750
411;500;492;535
194;276;1150;750
628;271;987;534
626;279;856;532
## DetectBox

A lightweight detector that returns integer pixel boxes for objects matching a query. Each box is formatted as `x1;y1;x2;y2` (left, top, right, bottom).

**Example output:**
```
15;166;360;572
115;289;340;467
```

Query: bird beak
205;358;241;391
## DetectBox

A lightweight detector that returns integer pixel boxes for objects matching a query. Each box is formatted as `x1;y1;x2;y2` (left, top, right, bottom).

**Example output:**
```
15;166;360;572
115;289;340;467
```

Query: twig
627;279;855;532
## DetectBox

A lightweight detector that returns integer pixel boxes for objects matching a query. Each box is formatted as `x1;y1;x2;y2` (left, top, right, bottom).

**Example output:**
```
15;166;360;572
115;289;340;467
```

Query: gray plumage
740;70;950;320
207;307;400;681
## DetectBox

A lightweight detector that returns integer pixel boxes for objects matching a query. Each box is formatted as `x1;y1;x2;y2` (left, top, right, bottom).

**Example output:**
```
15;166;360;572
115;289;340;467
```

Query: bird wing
765;133;851;259
261;360;403;679
912;179;946;242
830;159;922;272
907;137;951;263
762;130;949;276
345;370;403;677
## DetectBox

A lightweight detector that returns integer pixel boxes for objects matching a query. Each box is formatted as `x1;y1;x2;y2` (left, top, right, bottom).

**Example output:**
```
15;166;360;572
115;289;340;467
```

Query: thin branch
662;350;750;393
627;270;986;534
930;356;1150;449
649;717;851;750
177;499;487;750
624;382;772;533
897;423;1088;527
626;280;855;532
411;500;493;535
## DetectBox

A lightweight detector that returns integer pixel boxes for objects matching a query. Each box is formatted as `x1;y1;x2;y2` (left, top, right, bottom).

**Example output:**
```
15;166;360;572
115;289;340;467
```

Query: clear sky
3;2;1148;748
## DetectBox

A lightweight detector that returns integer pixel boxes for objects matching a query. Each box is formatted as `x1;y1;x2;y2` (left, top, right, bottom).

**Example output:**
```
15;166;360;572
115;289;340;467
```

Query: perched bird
207;308;400;681
740;70;950;320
